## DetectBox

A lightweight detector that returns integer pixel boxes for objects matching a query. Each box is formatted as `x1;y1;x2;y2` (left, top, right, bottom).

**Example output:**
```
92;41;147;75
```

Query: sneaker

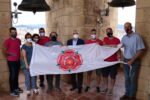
10;91;19;97
96;87;100;93
85;86;90;92
120;95;130;100
16;87;23;93
100;88;107;94
33;89;39;95
107;89;113;96
70;87;77;91
26;90;31;96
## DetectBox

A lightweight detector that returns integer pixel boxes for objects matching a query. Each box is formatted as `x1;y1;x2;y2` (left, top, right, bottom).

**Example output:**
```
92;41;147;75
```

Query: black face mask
125;28;130;33
11;34;17;38
107;32;113;37
51;36;57;41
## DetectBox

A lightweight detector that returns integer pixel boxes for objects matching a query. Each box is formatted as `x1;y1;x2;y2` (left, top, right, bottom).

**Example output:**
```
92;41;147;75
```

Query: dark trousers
46;75;60;90
39;75;44;84
71;73;83;89
7;61;20;93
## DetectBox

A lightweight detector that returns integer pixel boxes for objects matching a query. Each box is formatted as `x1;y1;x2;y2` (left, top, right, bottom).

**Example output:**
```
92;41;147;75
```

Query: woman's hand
26;64;30;69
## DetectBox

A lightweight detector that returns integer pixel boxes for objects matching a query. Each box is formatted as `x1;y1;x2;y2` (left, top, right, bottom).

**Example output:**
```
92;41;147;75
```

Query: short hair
25;32;32;39
91;29;96;32
124;22;132;28
9;27;16;32
32;34;40;40
106;28;113;31
39;28;45;31
50;32;58;37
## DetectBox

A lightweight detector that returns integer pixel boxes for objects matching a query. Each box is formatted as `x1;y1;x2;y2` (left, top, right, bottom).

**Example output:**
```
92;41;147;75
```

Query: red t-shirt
4;38;21;61
86;39;103;45
38;36;50;46
103;37;120;61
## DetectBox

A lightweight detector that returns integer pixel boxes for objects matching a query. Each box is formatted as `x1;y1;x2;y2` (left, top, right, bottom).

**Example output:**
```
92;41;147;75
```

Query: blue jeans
124;58;140;97
25;69;37;90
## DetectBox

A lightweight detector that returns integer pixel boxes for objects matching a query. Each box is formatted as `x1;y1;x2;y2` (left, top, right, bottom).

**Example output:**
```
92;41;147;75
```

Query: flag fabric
30;43;122;76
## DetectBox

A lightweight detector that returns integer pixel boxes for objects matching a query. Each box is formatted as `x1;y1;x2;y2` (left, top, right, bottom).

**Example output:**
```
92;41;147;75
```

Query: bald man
120;22;145;100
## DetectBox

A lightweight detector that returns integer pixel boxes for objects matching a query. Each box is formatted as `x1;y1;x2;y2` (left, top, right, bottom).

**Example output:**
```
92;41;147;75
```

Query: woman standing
21;33;39;96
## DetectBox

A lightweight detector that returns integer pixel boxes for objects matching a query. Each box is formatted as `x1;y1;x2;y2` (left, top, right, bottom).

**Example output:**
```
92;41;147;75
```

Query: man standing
45;32;63;93
3;27;23;96
101;28;120;95
120;22;145;100
67;30;85;93
38;28;50;88
85;29;103;93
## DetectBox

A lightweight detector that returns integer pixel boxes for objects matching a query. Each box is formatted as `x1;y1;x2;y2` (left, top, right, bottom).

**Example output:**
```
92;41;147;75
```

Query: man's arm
67;39;70;46
128;34;145;65
81;39;85;44
128;49;145;65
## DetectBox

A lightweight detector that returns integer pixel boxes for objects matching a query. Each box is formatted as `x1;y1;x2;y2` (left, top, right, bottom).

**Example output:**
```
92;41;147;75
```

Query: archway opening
11;0;46;42
117;3;136;39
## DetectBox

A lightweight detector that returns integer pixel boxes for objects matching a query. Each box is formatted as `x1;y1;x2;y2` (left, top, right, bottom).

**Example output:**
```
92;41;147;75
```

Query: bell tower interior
0;0;150;99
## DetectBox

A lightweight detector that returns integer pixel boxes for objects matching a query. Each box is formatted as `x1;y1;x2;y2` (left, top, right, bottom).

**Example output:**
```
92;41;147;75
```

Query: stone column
46;0;118;43
0;0;12;93
136;0;150;99
46;0;118;84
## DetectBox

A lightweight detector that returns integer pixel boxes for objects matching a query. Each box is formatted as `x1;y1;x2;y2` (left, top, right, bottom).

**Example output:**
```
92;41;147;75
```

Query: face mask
73;34;79;39
107;32;113;37
125;28;130;33
91;34;96;39
33;38;39;43
51;36;57;41
11;34;17;38
40;32;45;36
26;38;32;42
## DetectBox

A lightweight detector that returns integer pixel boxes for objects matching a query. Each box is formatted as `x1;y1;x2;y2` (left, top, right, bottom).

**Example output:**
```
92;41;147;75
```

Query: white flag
30;43;122;76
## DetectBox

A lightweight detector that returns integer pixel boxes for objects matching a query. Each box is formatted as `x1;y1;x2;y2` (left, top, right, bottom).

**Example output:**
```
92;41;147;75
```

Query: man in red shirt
3;27;23;96
85;29;103;93
101;28;121;95
38;28;50;88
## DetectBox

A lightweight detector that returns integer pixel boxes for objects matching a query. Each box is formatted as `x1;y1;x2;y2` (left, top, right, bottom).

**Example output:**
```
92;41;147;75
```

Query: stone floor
0;68;125;100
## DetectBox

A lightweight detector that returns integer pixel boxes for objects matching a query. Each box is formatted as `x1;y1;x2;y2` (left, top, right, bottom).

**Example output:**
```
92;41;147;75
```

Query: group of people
3;22;145;100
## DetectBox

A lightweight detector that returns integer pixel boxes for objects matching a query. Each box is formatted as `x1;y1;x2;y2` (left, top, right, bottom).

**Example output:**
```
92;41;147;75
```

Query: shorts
101;64;119;79
96;68;101;76
86;68;101;76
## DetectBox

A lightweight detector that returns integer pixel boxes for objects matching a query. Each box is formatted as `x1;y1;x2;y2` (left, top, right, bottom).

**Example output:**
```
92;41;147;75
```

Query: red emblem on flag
57;49;83;72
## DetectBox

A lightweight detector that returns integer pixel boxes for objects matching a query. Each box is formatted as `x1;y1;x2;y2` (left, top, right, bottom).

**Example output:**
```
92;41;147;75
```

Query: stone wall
0;0;149;99
136;0;150;99
46;0;118;44
0;0;11;92
45;0;118;91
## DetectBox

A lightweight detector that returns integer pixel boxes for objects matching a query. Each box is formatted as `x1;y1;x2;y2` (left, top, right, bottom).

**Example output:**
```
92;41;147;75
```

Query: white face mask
73;34;79;39
91;34;96;39
26;38;32;42
33;38;39;42
40;32;45;36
